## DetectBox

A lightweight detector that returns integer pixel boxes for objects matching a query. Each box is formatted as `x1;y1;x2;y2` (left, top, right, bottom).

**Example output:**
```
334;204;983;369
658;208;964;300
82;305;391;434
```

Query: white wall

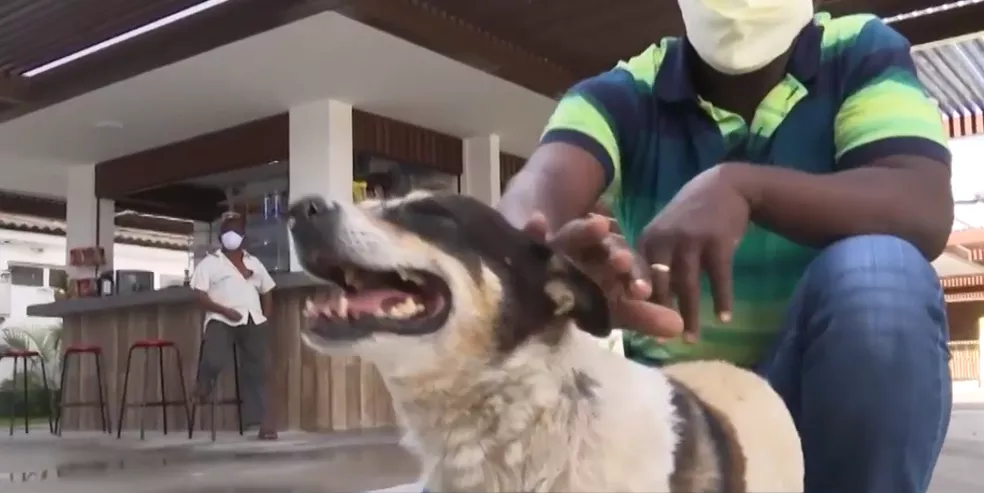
950;135;984;229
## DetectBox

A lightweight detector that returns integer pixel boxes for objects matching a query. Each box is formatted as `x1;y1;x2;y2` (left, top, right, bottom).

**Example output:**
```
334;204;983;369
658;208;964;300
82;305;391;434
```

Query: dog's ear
542;254;612;338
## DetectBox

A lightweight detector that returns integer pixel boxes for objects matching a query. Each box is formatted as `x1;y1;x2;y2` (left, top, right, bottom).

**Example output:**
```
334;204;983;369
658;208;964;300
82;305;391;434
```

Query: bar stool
190;340;244;441
1;349;53;435
54;344;110;435
115;339;193;440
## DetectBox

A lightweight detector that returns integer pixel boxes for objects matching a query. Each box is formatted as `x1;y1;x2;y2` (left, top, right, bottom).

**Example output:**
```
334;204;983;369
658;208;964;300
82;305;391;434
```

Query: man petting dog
500;0;953;492
191;213;278;440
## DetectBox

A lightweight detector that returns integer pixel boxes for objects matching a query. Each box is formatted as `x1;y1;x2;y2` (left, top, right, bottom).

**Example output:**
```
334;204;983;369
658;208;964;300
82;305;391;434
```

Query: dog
287;191;803;493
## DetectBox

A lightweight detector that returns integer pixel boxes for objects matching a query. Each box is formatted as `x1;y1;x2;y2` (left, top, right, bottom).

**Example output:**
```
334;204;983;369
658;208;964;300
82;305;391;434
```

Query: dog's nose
288;195;338;225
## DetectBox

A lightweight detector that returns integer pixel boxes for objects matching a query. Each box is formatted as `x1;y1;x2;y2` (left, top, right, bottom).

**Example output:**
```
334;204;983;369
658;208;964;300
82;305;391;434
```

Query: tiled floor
0;428;419;493
1;405;982;493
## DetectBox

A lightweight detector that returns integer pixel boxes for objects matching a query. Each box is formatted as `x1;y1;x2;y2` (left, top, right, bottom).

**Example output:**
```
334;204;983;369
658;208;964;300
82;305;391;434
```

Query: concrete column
461;134;501;205
65;164;114;279
288;99;354;271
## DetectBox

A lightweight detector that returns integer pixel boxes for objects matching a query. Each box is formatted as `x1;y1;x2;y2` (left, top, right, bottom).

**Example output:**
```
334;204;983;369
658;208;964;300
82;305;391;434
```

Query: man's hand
222;307;243;323
637;165;750;342
523;213;684;339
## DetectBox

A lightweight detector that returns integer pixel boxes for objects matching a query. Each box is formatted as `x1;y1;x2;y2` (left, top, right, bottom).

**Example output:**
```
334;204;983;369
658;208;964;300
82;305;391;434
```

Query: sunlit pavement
1;406;982;493
930;403;984;492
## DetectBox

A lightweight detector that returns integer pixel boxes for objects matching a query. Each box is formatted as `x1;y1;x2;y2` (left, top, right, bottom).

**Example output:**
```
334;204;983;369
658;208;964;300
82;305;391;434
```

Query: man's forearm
261;293;273;318
723;157;953;259
498;143;607;233
195;291;231;315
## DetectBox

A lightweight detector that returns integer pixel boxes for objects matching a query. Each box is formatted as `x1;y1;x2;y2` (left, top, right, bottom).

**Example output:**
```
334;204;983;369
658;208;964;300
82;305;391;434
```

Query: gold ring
651;263;671;273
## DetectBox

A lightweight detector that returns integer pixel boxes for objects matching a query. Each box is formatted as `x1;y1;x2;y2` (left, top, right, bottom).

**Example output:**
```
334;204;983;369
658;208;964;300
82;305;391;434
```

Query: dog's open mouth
303;260;452;338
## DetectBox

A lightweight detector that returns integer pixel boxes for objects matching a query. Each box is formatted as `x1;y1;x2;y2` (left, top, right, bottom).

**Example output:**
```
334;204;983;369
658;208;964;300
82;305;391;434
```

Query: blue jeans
757;235;951;493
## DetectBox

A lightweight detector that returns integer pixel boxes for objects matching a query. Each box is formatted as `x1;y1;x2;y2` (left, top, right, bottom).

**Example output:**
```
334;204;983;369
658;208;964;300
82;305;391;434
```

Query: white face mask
678;0;813;75
220;231;243;251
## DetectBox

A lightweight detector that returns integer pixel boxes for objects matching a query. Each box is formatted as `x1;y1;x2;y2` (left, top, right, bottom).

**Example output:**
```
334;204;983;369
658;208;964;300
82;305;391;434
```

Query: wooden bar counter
27;273;397;433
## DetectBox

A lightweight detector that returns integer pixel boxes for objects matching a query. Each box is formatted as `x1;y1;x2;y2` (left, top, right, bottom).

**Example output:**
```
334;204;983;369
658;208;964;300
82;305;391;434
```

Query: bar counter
27;273;397;433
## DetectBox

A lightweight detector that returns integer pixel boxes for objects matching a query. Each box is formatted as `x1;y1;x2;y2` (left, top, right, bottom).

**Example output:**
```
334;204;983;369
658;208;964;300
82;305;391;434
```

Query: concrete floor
2;406;983;493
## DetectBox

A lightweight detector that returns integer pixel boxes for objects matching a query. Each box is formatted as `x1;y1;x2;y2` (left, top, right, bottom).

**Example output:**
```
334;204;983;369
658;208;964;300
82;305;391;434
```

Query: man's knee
799;234;946;346
791;236;950;492
806;234;943;310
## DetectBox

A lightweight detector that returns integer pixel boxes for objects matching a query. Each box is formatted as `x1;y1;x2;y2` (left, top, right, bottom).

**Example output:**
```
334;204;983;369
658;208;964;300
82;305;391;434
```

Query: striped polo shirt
540;13;950;367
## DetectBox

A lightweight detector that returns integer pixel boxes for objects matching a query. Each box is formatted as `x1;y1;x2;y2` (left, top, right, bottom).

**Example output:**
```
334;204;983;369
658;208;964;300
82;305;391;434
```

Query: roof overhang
0;0;973;127
0;11;555;168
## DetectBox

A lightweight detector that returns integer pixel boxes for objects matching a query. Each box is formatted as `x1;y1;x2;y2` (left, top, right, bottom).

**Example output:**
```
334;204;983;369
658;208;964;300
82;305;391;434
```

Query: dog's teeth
373;308;386;317
304;299;317;317
384;297;423;319
396;269;425;286
338;296;349;317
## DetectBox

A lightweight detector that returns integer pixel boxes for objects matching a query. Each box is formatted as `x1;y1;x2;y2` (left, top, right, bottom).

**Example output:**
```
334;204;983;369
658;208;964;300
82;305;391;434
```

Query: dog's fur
287;191;803;493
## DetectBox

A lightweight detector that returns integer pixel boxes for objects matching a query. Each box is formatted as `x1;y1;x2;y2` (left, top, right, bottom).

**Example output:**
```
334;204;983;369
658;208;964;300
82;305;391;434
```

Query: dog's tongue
347;288;413;314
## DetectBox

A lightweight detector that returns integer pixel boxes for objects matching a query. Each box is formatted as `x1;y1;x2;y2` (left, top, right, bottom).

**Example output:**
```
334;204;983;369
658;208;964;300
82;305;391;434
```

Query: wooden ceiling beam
337;0;578;98
0;72;30;104
892;2;984;45
122;183;226;222
0;0;337;125
820;0;946;18
95;114;288;199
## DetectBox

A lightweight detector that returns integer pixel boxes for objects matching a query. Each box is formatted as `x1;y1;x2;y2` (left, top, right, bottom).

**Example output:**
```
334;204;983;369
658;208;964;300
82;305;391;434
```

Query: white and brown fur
287;191;803;493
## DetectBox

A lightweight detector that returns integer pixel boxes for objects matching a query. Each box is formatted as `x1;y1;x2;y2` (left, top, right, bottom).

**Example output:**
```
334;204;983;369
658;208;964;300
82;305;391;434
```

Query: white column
65;164;114;279
288;99;354;272
461;134;501;205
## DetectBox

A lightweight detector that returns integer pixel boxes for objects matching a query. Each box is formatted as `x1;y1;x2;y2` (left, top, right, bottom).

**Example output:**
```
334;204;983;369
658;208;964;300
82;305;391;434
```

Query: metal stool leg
210;388;217;442
116;346;137;439
94;353;109;434
139;349;151;441
232;345;243;435
169;346;193;439
8;356;17;436
189;339;205;440
158;347;168;436
55;352;71;436
22;356;29;434
38;358;52;434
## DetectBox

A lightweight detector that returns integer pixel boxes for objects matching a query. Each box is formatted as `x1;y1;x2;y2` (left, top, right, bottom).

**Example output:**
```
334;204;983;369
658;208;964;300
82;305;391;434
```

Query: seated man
498;0;953;492
191;213;278;440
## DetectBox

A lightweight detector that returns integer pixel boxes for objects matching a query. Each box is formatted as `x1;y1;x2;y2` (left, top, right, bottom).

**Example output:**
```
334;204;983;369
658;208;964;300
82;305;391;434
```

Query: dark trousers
197;318;270;427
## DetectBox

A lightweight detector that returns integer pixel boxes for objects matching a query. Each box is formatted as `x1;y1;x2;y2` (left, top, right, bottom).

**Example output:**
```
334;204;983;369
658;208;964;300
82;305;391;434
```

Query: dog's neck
380;327;599;491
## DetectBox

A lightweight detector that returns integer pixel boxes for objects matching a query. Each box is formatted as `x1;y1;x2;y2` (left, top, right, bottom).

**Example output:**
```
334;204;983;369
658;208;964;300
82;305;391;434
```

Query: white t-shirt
190;250;276;329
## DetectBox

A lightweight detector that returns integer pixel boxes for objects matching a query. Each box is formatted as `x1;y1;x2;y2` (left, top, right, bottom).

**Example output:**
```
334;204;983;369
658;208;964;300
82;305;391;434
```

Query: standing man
191;213;278;440
500;1;953;492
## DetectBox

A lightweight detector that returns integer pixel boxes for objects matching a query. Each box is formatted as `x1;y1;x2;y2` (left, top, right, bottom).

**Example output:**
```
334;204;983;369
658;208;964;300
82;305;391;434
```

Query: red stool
115;339;192;440
0;349;53;435
55;345;110;435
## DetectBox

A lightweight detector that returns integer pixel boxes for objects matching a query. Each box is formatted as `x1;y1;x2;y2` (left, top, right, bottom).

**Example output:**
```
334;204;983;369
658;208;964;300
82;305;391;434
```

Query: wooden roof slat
0;0;971;124
820;0;944;18
892;1;984;46
338;0;577;96
6;0;201;76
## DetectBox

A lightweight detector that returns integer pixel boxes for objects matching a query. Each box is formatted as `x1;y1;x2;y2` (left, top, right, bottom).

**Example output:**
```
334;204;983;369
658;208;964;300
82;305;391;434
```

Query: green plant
1;325;62;390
